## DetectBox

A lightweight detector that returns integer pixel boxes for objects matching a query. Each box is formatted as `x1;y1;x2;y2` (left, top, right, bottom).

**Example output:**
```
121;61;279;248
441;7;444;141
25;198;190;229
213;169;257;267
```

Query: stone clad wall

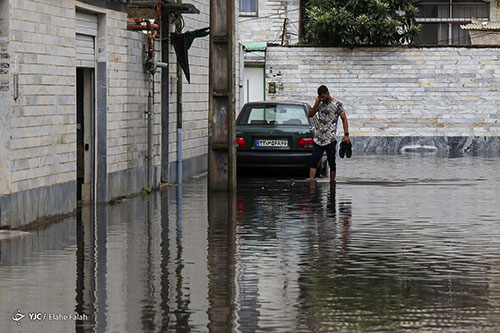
0;0;11;196
169;0;211;180
266;46;500;142
1;1;166;226
106;10;161;199
9;0;76;195
1;0;216;227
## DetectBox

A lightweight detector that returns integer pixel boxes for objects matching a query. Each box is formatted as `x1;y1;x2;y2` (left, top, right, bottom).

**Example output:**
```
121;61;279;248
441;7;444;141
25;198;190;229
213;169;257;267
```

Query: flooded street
2;154;500;332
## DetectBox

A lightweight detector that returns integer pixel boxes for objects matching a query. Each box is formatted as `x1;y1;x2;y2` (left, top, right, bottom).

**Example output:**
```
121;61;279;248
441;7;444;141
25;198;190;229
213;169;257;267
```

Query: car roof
243;101;308;106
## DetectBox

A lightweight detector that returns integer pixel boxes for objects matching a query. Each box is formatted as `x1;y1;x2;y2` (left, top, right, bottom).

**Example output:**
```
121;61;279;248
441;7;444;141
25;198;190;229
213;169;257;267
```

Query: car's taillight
298;138;313;149
236;137;246;148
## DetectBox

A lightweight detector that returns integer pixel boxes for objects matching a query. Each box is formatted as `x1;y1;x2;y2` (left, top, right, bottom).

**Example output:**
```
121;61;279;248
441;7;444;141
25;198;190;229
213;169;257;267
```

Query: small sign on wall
268;82;276;94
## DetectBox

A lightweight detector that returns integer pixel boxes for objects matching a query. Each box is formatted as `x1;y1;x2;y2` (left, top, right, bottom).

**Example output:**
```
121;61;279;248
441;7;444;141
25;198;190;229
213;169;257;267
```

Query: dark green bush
305;0;421;47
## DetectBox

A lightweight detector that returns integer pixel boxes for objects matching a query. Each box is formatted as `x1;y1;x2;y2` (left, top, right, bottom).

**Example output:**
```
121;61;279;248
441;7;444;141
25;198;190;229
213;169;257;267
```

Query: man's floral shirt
314;99;345;146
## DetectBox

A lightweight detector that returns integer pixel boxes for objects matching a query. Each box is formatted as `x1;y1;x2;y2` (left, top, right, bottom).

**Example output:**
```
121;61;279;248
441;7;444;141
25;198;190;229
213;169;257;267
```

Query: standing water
1;154;500;332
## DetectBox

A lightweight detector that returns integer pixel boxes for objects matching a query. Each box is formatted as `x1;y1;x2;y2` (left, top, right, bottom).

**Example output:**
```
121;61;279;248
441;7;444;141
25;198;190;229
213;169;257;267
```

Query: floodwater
1;154;500;332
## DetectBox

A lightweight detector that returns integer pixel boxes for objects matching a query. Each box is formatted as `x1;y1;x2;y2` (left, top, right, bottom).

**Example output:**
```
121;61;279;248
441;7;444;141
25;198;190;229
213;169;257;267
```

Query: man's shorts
310;141;337;171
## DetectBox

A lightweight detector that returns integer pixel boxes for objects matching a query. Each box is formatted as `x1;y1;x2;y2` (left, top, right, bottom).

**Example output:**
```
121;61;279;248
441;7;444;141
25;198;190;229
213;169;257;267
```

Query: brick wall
238;0;300;45
9;0;76;193
266;46;500;137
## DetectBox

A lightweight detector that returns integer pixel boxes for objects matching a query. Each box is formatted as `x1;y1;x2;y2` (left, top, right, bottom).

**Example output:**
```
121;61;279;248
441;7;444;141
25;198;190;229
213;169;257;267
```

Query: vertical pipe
161;9;170;183
177;127;183;184
176;4;183;185
148;75;153;190
176;54;183;184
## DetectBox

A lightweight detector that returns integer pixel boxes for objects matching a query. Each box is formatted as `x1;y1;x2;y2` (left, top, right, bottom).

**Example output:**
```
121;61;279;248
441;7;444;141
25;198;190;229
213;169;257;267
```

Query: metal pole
208;0;236;192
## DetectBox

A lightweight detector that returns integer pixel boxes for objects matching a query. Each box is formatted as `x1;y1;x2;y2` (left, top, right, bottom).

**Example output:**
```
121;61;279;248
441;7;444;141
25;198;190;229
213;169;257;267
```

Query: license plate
256;139;288;147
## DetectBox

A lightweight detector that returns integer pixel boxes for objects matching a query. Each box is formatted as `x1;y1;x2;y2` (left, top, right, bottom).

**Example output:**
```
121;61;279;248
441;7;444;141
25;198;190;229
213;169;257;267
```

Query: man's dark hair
317;85;329;96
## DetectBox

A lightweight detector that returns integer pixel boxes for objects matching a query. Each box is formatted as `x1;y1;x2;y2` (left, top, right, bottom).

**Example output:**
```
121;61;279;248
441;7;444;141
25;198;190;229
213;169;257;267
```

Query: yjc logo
11;309;25;325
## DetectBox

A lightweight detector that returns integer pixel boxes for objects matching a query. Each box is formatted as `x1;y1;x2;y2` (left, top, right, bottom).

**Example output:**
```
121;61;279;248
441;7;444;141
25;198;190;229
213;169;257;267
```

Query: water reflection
207;192;236;332
1;155;500;332
75;206;96;332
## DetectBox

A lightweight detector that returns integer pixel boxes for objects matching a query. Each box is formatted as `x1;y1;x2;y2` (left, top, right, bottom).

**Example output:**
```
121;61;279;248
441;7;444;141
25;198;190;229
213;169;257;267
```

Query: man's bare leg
309;168;316;180
330;170;336;182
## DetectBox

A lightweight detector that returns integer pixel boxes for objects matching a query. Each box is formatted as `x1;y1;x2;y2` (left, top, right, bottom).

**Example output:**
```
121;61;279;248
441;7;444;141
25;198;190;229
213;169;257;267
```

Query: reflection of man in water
308;182;338;261
339;201;352;259
308;182;352;260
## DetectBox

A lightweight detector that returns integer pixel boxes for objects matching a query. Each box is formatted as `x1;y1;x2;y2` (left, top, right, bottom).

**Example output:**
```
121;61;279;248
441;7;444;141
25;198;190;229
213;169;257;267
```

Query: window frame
239;0;258;17
414;0;490;45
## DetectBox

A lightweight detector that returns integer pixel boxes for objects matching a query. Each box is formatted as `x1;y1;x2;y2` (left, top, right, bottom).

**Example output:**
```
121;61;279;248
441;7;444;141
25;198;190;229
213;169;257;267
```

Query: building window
414;0;490;45
240;0;257;16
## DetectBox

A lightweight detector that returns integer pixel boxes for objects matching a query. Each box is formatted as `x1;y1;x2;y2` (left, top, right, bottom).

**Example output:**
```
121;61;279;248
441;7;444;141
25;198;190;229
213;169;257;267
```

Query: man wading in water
308;85;351;182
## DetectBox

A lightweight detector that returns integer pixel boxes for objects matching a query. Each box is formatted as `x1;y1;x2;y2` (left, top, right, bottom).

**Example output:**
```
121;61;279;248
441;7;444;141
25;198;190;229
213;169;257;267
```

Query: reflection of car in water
236;101;327;175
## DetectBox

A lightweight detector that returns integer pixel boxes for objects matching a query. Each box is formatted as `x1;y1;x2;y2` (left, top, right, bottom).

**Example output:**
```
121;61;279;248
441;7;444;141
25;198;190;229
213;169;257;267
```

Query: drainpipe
147;74;153;190
177;70;183;185
176;4;183;185
161;7;170;183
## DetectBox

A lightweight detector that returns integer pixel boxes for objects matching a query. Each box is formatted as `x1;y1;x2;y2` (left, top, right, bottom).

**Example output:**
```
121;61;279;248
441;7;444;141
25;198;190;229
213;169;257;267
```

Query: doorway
243;65;265;104
76;67;95;202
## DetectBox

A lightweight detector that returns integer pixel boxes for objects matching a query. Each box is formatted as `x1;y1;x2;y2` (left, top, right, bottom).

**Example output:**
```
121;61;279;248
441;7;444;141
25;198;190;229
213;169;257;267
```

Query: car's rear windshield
238;104;309;126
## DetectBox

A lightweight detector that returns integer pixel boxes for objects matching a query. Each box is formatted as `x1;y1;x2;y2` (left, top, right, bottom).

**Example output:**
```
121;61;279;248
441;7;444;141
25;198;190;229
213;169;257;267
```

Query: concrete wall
266;46;500;147
238;0;300;45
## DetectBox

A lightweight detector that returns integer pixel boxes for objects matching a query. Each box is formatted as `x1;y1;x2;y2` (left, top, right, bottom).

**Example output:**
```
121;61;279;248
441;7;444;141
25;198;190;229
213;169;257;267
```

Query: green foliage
141;187;150;199
305;0;421;47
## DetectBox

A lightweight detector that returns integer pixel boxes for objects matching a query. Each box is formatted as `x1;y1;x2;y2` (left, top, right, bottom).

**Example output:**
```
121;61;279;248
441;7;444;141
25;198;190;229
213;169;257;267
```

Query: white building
0;0;221;228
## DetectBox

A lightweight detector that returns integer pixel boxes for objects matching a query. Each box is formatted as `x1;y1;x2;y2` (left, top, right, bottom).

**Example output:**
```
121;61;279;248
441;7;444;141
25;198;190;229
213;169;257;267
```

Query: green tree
304;0;421;47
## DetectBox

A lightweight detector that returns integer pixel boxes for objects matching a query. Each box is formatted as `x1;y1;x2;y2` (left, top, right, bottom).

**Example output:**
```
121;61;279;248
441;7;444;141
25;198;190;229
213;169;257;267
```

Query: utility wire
239;7;300;23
